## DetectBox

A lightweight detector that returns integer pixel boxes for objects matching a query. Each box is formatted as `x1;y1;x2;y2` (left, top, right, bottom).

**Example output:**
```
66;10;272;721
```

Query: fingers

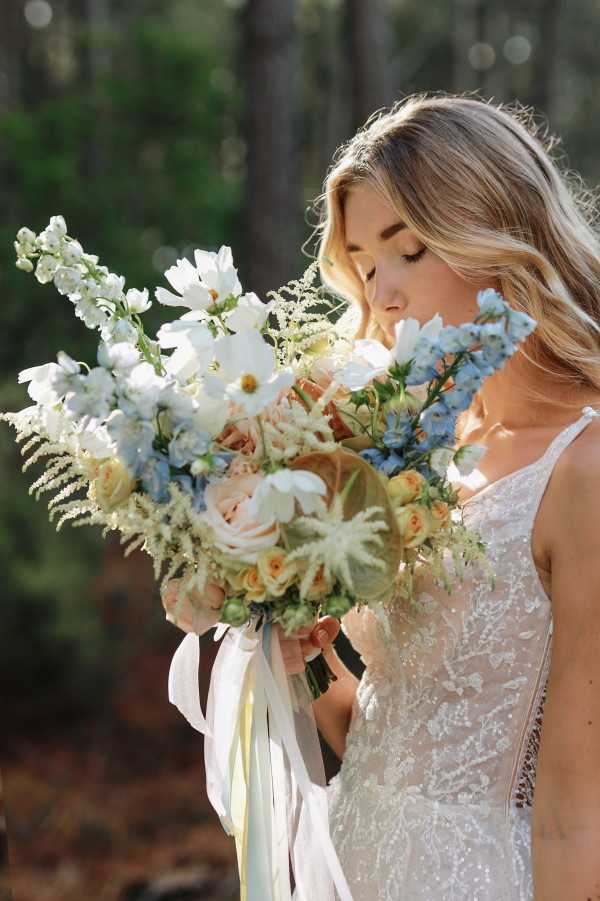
308;615;341;650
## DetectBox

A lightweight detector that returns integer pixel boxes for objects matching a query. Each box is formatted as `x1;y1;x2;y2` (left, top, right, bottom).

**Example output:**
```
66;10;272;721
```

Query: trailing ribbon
167;616;354;901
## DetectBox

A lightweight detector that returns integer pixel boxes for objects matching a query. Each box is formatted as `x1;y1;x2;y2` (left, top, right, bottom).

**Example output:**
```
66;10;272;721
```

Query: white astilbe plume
264;262;346;367
285;494;389;599
1;419;96;530
261;388;338;461
1;412;222;595
95;484;219;595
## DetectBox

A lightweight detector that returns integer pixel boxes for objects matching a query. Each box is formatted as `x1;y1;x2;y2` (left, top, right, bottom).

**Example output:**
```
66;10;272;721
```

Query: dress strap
529;404;600;524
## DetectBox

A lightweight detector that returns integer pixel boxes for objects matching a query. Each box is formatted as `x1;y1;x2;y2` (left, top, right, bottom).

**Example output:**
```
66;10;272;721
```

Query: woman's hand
161;578;225;634
274;616;341;675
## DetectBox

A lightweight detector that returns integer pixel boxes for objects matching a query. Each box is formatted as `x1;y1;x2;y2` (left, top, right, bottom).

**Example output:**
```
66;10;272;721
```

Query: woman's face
343;181;489;344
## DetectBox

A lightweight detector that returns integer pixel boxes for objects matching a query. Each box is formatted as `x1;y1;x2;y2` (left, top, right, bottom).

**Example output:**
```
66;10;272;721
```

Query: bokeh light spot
24;0;53;29
503;35;532;65
468;42;496;71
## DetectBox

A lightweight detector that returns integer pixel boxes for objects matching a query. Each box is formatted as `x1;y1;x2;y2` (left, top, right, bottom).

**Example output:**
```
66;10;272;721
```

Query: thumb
310;615;341;650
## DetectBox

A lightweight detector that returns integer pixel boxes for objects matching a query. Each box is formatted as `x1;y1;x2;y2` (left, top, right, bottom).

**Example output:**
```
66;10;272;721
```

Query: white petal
165;258;198;293
420;313;444;340
393;318;421;364
290;470;327;495
155;286;187;308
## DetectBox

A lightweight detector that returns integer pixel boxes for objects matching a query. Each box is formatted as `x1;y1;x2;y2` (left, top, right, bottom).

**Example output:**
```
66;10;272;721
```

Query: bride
277;94;600;899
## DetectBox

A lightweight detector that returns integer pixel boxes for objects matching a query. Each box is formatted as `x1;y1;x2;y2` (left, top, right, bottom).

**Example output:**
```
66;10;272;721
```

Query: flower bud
221;596;249;627
15;257;34;272
323;594;352;617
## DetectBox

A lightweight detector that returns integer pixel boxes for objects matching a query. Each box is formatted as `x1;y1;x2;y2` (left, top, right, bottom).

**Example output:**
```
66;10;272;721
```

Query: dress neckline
455;404;600;507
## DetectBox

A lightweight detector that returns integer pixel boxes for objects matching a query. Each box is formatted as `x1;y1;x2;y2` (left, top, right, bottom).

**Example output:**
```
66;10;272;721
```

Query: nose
367;267;407;317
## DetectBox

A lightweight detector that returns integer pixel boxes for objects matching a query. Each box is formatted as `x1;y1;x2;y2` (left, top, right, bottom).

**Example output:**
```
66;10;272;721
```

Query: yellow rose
429;499;450;532
93;458;135;512
395;502;432;548
387;469;425;505
305;564;334;600
257;548;298;597
230;565;268;603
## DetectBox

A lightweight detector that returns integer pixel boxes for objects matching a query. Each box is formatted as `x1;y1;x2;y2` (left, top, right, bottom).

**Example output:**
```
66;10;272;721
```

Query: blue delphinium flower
379;451;407;477
453;360;484;390
105;409;155;476
405;336;444;385
140;451;171;502
506;309;536;342
442;385;475;413
477;288;507;316
468;349;496;377
359;447;405;476
438;323;481;354
419;400;452;437
168;422;211;468
383;410;413;450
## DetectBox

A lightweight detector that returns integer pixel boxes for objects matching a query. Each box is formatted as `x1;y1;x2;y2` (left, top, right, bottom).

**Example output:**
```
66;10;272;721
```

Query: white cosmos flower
194;245;242;305
155;246;241;312
249;469;328;524
335;339;392;390
203;331;294;416
393;313;444;364
225;292;274;333
158;312;216;382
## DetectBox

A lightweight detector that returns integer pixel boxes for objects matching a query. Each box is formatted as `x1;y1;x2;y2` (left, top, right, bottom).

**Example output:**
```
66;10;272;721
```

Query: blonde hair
313;92;600;432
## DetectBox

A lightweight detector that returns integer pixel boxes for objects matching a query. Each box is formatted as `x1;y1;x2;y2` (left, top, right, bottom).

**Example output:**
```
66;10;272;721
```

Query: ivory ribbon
167;616;354;901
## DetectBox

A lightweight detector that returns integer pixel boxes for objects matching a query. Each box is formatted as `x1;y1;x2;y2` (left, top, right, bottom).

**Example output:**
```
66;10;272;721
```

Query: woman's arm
310;641;360;761
531;442;600;898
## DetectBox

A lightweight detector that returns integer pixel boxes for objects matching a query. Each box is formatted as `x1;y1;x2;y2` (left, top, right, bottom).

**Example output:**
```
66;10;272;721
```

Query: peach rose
395;502;432;548
229;565;268;603
387;469;425;505
257;548;298;597
161;578;225;635
429;499;451;532
92;458;136;513
305;563;334;600
202;473;279;556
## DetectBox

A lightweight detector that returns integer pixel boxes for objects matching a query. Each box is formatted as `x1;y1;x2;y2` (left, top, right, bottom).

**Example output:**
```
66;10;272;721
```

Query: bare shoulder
547;417;600;532
538;417;600;605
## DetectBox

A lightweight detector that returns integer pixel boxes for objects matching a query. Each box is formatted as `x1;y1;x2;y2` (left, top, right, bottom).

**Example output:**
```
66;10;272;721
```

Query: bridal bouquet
4;215;536;901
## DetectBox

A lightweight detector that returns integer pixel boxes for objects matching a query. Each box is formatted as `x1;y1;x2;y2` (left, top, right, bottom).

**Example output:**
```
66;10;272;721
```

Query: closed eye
365;247;426;281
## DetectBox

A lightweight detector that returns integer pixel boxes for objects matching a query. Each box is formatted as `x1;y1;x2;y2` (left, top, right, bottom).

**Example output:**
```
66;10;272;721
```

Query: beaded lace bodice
326;405;600;901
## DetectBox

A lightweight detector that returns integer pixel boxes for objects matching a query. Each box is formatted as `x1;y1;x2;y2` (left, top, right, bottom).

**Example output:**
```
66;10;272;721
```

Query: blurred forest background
1;0;599;898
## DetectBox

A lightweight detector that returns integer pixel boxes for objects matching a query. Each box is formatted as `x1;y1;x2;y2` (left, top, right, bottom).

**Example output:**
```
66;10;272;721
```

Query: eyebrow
346;221;406;253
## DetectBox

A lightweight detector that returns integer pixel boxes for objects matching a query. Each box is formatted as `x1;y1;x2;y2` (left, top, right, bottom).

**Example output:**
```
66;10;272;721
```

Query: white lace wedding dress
326;404;600;900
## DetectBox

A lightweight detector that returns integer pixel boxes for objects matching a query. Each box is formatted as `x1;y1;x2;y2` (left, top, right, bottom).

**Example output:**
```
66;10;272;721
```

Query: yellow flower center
241;373;258;393
209;288;219;301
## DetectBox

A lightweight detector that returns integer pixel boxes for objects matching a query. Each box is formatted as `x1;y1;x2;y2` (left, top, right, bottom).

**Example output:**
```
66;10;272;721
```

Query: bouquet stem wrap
167;617;354;901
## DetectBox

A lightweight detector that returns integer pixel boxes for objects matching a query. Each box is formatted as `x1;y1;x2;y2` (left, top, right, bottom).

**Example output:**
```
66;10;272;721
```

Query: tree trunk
0;0;26;111
241;0;300;300
346;0;393;130
531;0;562;117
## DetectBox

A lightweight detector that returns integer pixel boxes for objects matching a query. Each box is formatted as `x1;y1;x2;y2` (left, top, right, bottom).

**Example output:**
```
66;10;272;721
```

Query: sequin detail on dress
326;405;600;901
